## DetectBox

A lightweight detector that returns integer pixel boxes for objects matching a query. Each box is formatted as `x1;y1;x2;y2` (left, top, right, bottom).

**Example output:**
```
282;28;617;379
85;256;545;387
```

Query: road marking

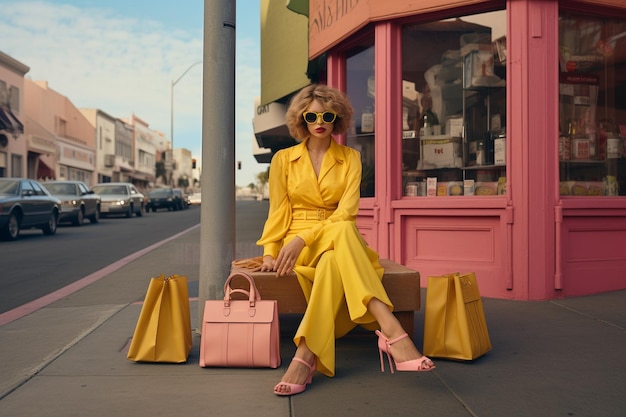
0;224;200;327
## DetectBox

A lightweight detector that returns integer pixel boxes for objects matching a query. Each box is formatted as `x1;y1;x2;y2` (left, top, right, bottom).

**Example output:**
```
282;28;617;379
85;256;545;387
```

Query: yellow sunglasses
302;111;338;124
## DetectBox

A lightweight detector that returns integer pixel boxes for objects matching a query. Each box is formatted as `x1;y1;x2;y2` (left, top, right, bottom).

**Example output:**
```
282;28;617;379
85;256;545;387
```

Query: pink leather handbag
199;271;281;368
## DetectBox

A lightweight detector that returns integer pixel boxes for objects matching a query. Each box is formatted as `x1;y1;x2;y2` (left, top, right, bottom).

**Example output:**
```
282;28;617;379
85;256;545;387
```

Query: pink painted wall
325;0;626;300
24;80;95;148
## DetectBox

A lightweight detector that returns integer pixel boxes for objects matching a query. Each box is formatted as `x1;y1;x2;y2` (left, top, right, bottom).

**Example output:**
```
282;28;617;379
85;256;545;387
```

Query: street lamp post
170;60;202;186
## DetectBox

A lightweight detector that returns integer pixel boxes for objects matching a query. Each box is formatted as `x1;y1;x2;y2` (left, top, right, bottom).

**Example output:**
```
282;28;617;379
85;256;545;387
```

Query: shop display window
559;12;626;196
346;42;375;198
401;11;507;197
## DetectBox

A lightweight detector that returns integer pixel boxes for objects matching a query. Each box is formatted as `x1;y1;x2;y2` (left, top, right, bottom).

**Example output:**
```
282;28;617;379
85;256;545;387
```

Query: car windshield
0;180;19;196
92;185;127;195
44;183;76;195
148;189;172;197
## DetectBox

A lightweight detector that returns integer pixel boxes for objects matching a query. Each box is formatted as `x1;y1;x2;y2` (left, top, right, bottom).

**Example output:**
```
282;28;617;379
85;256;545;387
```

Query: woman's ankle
380;323;407;341
295;348;315;365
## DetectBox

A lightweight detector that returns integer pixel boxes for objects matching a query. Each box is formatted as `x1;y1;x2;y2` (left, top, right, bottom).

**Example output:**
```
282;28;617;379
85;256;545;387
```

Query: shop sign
28;135;56;155
58;142;95;171
253;97;287;135
309;0;368;58
308;0;480;58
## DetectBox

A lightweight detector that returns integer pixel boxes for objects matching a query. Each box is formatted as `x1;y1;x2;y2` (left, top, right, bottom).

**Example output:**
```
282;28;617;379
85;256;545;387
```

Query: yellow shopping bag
127;274;192;363
423;272;491;360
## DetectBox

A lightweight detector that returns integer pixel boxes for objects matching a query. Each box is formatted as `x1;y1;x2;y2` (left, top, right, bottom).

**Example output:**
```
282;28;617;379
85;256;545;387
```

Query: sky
0;0;266;187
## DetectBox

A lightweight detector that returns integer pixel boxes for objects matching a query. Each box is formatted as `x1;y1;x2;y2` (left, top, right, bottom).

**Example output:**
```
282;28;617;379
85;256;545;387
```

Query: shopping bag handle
223;271;261;308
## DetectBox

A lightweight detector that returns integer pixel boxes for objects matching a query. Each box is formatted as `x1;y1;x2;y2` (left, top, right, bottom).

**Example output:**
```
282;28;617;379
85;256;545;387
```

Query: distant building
80;108;117;184
24;80;95;185
0;50;28;178
173;148;193;192
125;113;157;191
3;50;166;191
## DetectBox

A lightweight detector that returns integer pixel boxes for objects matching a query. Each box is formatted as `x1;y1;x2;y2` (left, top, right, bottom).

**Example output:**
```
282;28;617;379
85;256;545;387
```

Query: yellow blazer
257;137;363;257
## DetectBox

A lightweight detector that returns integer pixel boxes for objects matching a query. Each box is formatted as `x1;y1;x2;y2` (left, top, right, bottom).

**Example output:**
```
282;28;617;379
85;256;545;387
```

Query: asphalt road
0;200;269;314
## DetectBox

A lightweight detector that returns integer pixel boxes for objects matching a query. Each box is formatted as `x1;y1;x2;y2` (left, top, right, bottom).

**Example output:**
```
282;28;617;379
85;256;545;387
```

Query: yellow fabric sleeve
256;150;291;259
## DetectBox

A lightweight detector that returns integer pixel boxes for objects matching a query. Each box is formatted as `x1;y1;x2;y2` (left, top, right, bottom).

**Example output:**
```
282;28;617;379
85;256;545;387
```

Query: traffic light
192;158;197;169
237;161;242;170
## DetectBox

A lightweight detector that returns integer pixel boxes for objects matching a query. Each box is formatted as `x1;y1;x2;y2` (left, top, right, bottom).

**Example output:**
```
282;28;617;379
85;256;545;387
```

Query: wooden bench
231;259;420;338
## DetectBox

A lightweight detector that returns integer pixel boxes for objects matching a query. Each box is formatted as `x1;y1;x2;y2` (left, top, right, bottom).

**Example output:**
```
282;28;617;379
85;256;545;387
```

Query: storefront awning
253;96;297;156
24;115;57;155
0;107;24;135
261;0;311;105
37;159;56;180
252;134;272;164
286;0;308;16
129;171;155;182
0;111;8;131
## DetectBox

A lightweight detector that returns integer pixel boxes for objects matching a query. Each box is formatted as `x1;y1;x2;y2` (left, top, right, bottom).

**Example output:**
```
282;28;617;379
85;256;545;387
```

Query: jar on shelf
497;176;507;195
604;176;618;196
361;106;374;133
570;122;590;160
405;182;419;196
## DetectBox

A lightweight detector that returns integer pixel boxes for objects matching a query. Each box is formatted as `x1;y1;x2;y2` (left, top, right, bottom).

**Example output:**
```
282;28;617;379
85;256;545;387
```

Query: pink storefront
305;0;626;300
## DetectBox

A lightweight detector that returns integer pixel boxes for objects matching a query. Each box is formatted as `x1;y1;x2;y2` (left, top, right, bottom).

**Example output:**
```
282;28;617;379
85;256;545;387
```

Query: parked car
146;188;180;212
187;192;202;205
91;182;145;218
0;178;61;240
42;180;101;226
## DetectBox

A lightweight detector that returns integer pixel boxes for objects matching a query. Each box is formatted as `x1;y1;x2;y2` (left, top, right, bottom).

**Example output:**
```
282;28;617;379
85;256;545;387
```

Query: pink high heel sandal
376;330;435;373
273;357;317;396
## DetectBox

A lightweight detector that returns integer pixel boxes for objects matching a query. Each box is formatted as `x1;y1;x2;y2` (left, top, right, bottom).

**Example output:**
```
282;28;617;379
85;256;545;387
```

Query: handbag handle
223;271;261;308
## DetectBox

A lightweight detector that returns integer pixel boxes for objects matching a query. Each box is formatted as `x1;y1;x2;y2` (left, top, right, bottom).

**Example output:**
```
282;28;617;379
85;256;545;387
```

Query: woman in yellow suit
258;84;435;397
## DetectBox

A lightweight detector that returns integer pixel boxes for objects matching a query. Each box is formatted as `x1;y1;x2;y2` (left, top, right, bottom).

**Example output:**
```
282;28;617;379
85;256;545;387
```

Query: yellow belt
292;208;333;221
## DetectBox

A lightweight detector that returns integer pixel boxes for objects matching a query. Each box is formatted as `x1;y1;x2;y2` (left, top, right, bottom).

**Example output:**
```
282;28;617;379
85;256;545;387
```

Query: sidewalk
1;225;625;417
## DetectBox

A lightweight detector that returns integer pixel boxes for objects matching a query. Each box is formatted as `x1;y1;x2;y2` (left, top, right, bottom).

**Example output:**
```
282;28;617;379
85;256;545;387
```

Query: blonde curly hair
286;84;354;141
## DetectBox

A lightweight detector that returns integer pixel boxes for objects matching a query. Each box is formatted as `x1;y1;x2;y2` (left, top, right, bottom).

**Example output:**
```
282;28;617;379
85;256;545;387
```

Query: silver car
43;180;101;226
91;182;145;218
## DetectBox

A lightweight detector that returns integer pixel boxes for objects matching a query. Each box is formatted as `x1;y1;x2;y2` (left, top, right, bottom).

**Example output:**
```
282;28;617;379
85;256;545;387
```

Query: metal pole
198;0;236;331
170;80;174;185
170;61;202;187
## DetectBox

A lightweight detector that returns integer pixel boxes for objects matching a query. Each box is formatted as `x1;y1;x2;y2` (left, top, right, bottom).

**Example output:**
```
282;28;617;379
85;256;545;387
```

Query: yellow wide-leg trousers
287;220;393;377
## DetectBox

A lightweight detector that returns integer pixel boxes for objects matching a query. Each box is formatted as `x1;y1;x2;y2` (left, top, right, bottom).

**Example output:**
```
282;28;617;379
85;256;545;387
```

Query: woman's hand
274;237;305;276
260;255;275;272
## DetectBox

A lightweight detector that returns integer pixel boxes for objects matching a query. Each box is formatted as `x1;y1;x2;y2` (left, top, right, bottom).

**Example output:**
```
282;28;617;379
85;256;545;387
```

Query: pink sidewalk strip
0;224;200;327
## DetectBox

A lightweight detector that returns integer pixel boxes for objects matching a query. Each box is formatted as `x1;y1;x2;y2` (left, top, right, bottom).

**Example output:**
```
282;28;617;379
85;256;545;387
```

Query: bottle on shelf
476;136;486;166
419;107;440;137
494;129;506;165
587;126;597;159
559;123;571;161
485;131;495;165
606;132;623;159
419;85;440;137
